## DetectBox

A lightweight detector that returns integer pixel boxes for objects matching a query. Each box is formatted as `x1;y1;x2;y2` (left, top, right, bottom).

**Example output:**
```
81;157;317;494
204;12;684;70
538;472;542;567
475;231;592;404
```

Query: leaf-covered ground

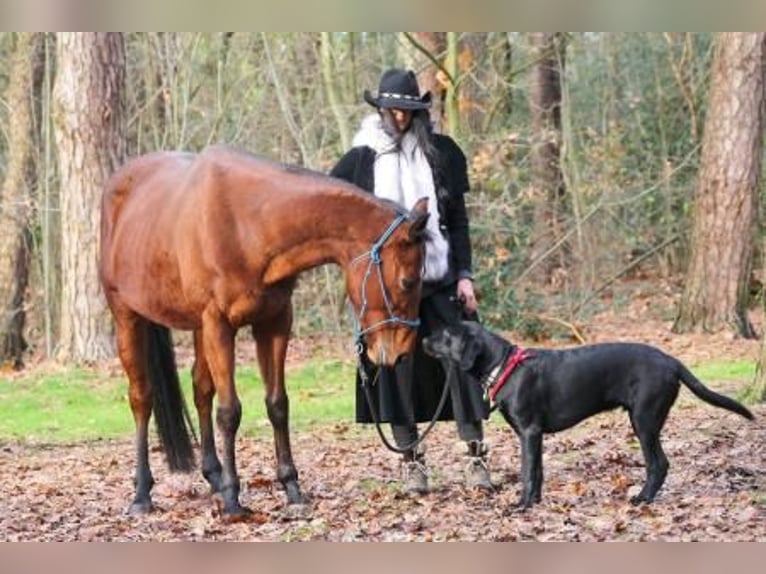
1;298;764;541
1;398;763;541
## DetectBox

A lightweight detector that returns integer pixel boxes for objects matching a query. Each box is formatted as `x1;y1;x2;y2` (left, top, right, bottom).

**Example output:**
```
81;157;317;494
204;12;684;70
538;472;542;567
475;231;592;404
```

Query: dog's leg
629;410;669;504
518;430;543;508
533;449;543;503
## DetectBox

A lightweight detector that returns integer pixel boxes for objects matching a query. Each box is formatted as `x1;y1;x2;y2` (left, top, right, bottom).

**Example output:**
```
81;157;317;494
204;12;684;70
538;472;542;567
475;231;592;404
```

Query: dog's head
423;321;486;373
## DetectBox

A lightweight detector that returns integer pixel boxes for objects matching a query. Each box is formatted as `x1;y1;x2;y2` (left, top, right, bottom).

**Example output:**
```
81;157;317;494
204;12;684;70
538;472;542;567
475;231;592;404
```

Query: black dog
422;321;754;509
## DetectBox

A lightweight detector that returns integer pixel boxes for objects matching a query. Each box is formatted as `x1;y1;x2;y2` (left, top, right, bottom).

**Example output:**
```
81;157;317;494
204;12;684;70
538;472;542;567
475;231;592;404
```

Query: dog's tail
676;362;754;420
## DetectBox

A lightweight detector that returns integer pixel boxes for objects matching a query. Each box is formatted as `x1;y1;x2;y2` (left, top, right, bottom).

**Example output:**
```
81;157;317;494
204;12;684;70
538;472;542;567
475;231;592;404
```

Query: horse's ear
408;197;429;242
411;197;429;216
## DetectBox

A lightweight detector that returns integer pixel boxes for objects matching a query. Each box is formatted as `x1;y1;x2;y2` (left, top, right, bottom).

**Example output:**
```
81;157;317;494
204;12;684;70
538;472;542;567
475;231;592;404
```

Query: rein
350;212;449;454
356;345;453;455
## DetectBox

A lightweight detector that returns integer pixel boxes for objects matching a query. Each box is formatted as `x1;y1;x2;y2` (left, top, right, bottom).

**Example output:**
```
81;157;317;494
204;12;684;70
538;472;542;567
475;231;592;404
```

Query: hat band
378;92;422;102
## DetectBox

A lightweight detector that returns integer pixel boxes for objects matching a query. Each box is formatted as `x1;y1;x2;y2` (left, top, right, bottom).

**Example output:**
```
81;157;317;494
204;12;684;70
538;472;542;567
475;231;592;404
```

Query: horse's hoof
221;505;252;523
220;502;252;521
128;500;153;515
284;482;308;506
212;492;251;520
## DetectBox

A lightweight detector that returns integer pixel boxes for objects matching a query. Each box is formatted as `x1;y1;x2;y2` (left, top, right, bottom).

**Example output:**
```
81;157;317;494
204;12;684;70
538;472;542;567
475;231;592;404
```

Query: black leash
356;342;452;454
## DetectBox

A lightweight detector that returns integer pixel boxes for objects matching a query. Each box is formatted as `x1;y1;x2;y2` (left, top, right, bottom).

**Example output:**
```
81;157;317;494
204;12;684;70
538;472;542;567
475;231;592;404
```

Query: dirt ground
1;402;763;541
1;289;764;541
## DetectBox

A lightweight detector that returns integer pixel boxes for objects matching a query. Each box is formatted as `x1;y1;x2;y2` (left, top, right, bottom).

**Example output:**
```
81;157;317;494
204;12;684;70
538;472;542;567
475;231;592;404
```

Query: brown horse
99;145;428;517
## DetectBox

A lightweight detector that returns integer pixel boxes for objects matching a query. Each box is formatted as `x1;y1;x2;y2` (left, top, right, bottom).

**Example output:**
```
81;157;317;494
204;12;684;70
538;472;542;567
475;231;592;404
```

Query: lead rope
349;212;442;453
356;343;452;454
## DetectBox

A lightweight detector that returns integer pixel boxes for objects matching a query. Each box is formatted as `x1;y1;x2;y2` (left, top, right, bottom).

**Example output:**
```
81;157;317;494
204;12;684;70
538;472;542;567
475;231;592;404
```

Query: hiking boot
464;440;493;491
400;448;429;494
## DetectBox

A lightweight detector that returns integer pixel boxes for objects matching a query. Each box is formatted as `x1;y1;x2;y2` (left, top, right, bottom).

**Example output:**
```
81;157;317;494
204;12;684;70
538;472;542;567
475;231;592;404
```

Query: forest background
0;31;765;542
1;32;765;390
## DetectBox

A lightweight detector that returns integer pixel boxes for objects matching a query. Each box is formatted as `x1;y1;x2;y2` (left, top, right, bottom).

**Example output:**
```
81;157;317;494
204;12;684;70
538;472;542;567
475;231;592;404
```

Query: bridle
349;213;420;348
349;212;450;454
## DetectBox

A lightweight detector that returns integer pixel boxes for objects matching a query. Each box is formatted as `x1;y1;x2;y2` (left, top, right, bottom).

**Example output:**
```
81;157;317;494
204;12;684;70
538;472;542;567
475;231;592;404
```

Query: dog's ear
459;336;481;371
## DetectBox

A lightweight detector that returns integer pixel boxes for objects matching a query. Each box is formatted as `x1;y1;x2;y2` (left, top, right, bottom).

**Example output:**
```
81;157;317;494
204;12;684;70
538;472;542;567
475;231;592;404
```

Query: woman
330;68;491;493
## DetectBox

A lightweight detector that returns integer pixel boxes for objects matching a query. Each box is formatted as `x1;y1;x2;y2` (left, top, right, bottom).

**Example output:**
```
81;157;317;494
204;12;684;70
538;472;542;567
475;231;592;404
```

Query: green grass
0;357;756;443
0;359;357;443
687;359;756;382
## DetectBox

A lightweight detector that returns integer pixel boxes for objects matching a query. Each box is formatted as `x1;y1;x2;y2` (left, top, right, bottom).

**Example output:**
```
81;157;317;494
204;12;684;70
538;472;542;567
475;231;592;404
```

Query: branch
401;32;455;87
513;144;700;285
260;33;310;166
573;234;681;315
521;312;587;344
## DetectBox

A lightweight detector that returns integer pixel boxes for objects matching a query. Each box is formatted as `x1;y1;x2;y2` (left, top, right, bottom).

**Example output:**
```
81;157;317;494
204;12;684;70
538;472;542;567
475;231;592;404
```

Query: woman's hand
456;278;478;314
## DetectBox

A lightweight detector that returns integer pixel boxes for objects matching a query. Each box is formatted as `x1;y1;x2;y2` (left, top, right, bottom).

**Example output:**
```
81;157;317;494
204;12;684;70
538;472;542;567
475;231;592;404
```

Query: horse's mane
201;145;408;219
205;145;322;179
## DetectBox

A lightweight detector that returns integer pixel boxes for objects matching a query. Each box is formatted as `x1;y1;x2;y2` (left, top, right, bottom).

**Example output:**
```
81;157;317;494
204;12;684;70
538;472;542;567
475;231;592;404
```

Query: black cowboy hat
363;68;432;110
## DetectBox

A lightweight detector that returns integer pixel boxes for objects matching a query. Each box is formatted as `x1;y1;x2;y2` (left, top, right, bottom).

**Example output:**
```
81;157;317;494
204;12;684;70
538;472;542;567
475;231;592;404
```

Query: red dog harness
487;347;534;404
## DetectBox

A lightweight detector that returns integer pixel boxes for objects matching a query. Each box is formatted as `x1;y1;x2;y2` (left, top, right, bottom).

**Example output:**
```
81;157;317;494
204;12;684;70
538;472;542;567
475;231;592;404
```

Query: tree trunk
457;33;486;134
484;32;513;130
0;33;45;369
748;244;766;402
527;32;568;285
673;33;766;338
444;32;460;139
148;32;177;149
53;33;126;362
320;32;351;152
400;32;447;132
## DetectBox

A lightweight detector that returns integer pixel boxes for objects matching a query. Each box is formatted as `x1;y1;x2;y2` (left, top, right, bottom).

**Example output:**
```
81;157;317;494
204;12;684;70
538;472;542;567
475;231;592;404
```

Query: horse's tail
147;322;196;472
676;360;754;420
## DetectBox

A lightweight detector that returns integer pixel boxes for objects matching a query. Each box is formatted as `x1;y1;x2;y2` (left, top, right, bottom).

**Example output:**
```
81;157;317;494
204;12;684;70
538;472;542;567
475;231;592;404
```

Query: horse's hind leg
114;309;155;514
254;309;306;506
192;329;223;493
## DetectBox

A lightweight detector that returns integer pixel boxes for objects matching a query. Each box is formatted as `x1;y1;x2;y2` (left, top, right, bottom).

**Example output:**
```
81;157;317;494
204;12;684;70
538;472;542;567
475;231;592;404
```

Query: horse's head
347;198;429;366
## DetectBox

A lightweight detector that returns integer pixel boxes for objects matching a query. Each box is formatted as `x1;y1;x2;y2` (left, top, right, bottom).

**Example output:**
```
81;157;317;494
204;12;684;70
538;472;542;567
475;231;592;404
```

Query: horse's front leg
201;307;248;517
254;315;306;505
192;329;223;494
114;310;155;514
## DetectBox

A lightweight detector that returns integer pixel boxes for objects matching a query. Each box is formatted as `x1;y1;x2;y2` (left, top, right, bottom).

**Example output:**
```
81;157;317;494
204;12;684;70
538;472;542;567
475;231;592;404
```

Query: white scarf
352;114;450;282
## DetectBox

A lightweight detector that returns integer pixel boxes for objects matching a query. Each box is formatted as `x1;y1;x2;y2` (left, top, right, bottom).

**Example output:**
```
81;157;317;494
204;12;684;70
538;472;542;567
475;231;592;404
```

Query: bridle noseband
350;213;421;347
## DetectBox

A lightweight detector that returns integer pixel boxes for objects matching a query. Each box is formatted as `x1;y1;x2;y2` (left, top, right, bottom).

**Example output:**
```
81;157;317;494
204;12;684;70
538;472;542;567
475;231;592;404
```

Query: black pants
392;419;483;454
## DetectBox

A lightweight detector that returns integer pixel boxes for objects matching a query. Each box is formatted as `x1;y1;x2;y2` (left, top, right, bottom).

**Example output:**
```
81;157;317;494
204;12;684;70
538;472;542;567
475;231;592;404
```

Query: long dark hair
379;108;436;164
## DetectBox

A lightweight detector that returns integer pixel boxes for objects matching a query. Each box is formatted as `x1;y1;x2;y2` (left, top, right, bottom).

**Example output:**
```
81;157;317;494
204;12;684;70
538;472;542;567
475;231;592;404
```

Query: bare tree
456;33;487;134
750;256;766;402
320;32;351;152
53;33;126;362
527;32;568;284
400;32;447;131
0;33;44;368
673;33;766;338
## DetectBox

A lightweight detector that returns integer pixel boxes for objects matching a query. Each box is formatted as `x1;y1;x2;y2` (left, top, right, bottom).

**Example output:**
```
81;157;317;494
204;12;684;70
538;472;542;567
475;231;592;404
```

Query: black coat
330;133;473;286
331;133;488;424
